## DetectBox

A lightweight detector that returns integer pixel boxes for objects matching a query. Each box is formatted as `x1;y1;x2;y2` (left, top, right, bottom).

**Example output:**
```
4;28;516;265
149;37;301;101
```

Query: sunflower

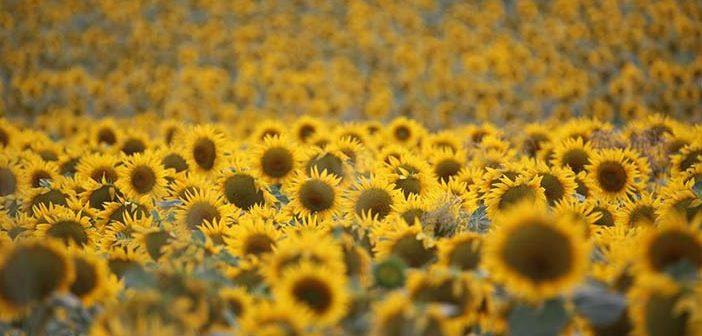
89;118;123;149
33;205;96;247
303;146;351;184
0;210;33;241
225;215;280;260
553;199;602;234
19;154;60;189
75;153;121;184
0;122;18;149
106;246;149;278
586;149;643;202
430;148;465;184
176;189;233;230
217;165;273;211
484;174;547;219
339;233;372;286
0;239;75;320
437;232;483;272
132;223;182;261
250;135;301;185
250;119;287;142
99;211;152;251
261;230;345;283
530;163;578;206
68;246;117;306
287;168;341;220
118;130;150;156
671;143;702;177
273;261;349;326
483;201;590;300
22;180;76;217
551;137;594;174
656;178;702;221
115;152;168;203
78;179;122;217
292;116;325;144
383;155;439;199
405;268;480;322
521;123;553;158
637;213;702;278
184;125;228;176
617;192;661;228
218;286;254;324
95;198;151;228
330;135;369;172
629;276;692;336
385;117;425;147
590;200;621;228
373;219;436;268
159;119;187;146
392;194;431;226
0;154;20;201
168;172;208;200
344;175;401;224
158;147;189;175
370;291;415;336
422;130;463;156
240;301;309;336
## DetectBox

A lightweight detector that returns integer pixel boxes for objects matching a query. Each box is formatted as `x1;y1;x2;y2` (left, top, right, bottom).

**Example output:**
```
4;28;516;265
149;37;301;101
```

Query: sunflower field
1;0;702;335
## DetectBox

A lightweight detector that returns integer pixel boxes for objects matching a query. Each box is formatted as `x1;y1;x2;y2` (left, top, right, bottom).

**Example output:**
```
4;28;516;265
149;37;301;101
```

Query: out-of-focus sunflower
670;142;702;177
437;231;483;272
656;178;702;221
586;149;643;202
19;154;60;189
617;192;661;228
105;246;149;279
637;213;702;278
373;219;436;268
483;201;590;300
183;125;228;176
217;164;273;211
157;147;189;176
292;116;325;144
303;146;351;184
132;222;183;262
240;300;310;336
250;119;287;142
430;148;465;184
89;118;123;150
0;239;75;320
98;211;152;251
629;276;693;336
115;152;169;203
118;130;150;156
250;135;301;185
385;117;426;147
370;291;415;336
95;198;151;228
382;155;439;199
68;246;117;306
531;163;578;206
273;261;349;326
225;216;280;260
218;286;254;326
0;154;20;201
261;230;344;283
21;179;76;216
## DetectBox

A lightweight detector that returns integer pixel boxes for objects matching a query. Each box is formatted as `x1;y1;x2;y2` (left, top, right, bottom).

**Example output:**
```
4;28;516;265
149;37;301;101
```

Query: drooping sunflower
184;125;229;176
75;153;121;184
551;137;594;174
637;213;702;278
272;261;349;326
250;135;301;185
115;152;169;203
585;148;643;202
176;189;233;230
373;219;437;268
287;168;341;220
0;239;75;320
33;205;96;247
225;215;281;260
437;232;483;272
344;175;402;224
483;201;590;300
484;174;547;219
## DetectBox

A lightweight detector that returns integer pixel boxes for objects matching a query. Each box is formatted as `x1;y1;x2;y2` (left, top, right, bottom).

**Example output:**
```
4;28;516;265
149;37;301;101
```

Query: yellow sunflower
484;174;547;219
89;118;123;150
629;276;693;336
217;164;274;211
530;163;578;206
637;213;702;278
373;219;436;268
240;300;310;336
117;130;150;156
385;117;426;147
183;124;229;176
75;153;121;184
430;148;466;184
617;192;661;228
115;152;169;203
272;261;349;326
0;239;75;320
33;204;96;247
261;230;345;283
551;137;594;174
382;155;439;199
0;154;21;201
370;291;415;336
344;175;402;224
437;232;483;272
19;154;60;189
483;201;590;301
68;246;117;306
176;189;234;230
292;116;326;144
585;148;643;202
302;146;351;185
287;168;342;220
250;135;301;185
225;215;281;260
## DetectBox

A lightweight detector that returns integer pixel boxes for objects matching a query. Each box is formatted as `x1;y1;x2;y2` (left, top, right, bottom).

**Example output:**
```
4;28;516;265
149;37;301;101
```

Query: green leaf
693;180;702;198
122;268;156;289
467;204;490;233
573;283;627;327
507;298;568;336
192;230;206;244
